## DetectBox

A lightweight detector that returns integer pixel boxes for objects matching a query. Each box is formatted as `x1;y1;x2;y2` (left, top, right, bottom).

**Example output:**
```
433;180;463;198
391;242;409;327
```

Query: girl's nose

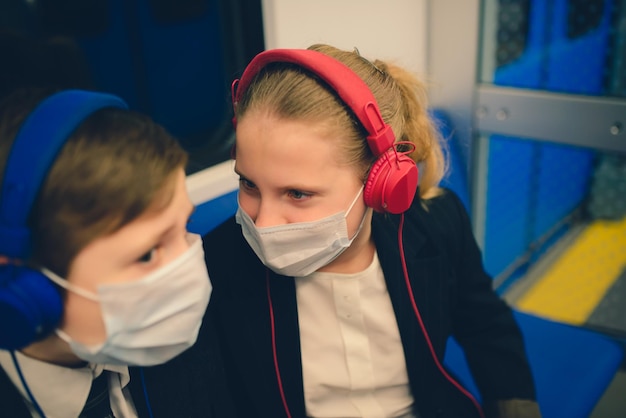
253;200;285;228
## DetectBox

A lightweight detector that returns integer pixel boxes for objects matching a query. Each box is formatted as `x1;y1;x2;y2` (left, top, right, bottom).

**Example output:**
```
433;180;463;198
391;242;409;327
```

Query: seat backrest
444;310;624;418
430;109;471;215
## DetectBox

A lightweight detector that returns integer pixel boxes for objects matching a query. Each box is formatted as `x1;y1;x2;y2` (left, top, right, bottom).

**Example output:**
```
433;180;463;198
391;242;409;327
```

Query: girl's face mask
236;187;366;277
43;233;211;366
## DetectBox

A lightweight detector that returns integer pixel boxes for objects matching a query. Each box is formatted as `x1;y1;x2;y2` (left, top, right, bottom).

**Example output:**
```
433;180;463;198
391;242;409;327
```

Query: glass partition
474;0;626;337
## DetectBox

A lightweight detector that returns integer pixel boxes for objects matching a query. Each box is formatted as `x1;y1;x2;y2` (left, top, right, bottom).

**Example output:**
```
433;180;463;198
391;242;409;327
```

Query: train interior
1;0;625;416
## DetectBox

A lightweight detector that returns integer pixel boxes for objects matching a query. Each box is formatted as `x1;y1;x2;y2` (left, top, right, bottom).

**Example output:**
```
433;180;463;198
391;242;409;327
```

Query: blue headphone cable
10;350;47;418
10;351;155;418
140;367;155;418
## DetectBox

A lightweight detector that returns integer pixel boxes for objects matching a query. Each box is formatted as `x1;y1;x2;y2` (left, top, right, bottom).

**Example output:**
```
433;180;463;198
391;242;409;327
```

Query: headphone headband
231;49;418;214
0;90;128;258
231;49;396;157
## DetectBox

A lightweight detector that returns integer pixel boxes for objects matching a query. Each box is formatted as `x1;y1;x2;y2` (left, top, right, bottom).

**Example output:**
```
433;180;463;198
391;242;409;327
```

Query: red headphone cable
266;269;293;418
266;212;485;418
398;213;485;418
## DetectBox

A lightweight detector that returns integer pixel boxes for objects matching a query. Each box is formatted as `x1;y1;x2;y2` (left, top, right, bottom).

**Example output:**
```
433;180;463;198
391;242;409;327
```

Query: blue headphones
0;90;128;350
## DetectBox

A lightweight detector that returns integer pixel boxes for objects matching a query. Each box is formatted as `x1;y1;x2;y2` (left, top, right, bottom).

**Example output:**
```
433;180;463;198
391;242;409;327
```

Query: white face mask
43;233;211;366
236;187;366;277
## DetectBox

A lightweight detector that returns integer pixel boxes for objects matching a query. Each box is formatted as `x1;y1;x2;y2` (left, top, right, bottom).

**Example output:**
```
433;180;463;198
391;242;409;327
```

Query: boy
0;88;223;417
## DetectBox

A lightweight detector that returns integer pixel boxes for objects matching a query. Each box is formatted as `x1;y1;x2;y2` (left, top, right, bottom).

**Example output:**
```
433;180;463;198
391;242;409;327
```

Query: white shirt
295;251;415;418
0;349;138;418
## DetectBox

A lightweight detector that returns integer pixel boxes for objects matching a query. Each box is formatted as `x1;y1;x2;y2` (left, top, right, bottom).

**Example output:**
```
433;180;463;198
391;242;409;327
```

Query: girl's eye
138;248;156;263
288;190;311;200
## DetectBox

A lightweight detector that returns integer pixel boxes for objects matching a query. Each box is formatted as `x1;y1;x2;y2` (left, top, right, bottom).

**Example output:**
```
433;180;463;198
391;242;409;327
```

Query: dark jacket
203;189;537;418
0;318;233;417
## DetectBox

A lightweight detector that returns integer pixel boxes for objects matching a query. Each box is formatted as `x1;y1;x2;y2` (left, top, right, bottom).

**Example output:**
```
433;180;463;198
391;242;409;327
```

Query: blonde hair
234;44;446;199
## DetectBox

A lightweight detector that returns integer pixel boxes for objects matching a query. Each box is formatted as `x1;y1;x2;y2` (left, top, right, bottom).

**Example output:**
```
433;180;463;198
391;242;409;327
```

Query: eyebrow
130;201;195;258
234;165;321;194
233;166;244;177
233;168;256;187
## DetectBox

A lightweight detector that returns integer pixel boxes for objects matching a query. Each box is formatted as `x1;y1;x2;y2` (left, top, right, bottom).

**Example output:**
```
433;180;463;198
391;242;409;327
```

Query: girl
203;44;540;418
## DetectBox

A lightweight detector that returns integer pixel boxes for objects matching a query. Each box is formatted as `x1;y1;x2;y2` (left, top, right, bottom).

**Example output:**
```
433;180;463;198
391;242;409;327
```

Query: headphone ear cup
0;265;63;350
364;150;419;214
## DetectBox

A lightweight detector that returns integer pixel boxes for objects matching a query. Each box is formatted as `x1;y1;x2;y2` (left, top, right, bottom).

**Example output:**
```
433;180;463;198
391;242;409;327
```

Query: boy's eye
239;178;256;190
138;248;156;263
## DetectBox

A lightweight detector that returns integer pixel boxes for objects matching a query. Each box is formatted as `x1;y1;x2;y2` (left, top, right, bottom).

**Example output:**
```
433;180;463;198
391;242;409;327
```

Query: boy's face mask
43;233;211;366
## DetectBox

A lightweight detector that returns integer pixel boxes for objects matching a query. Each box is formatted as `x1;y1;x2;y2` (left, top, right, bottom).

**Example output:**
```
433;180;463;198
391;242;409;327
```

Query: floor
590;367;626;418
505;217;626;336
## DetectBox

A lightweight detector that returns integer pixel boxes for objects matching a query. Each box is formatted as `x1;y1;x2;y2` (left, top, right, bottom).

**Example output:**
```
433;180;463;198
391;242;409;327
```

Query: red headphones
231;49;418;214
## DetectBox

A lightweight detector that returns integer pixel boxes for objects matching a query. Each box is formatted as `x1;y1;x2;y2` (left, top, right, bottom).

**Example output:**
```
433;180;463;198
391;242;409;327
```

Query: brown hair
233;44;446;199
0;88;188;276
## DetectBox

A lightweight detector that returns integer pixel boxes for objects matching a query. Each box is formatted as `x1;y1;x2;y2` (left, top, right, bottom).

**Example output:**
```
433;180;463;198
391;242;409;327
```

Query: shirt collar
0;350;130;418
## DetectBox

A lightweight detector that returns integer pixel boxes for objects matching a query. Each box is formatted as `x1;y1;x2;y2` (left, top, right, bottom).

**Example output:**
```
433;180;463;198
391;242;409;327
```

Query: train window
567;0;605;39
0;0;265;174
495;0;530;68
475;0;626;340
483;0;625;97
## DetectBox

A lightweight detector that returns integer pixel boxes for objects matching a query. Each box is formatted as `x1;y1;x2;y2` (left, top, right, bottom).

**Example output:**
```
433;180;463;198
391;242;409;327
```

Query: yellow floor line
516;217;626;325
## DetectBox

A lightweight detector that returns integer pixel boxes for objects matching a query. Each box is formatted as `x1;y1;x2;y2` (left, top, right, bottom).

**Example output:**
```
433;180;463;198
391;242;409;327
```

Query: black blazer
203;189;537;418
0;315;233;417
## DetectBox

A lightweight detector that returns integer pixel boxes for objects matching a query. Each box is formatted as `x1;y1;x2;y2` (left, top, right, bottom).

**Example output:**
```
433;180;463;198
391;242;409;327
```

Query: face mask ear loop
42;268;99;302
345;186;365;218
10;351;47;418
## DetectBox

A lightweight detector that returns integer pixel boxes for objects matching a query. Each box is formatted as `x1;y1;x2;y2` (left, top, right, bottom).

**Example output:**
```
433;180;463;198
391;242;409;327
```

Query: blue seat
432;108;624;417
431;108;471;214
187;189;238;236
444;311;624;418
